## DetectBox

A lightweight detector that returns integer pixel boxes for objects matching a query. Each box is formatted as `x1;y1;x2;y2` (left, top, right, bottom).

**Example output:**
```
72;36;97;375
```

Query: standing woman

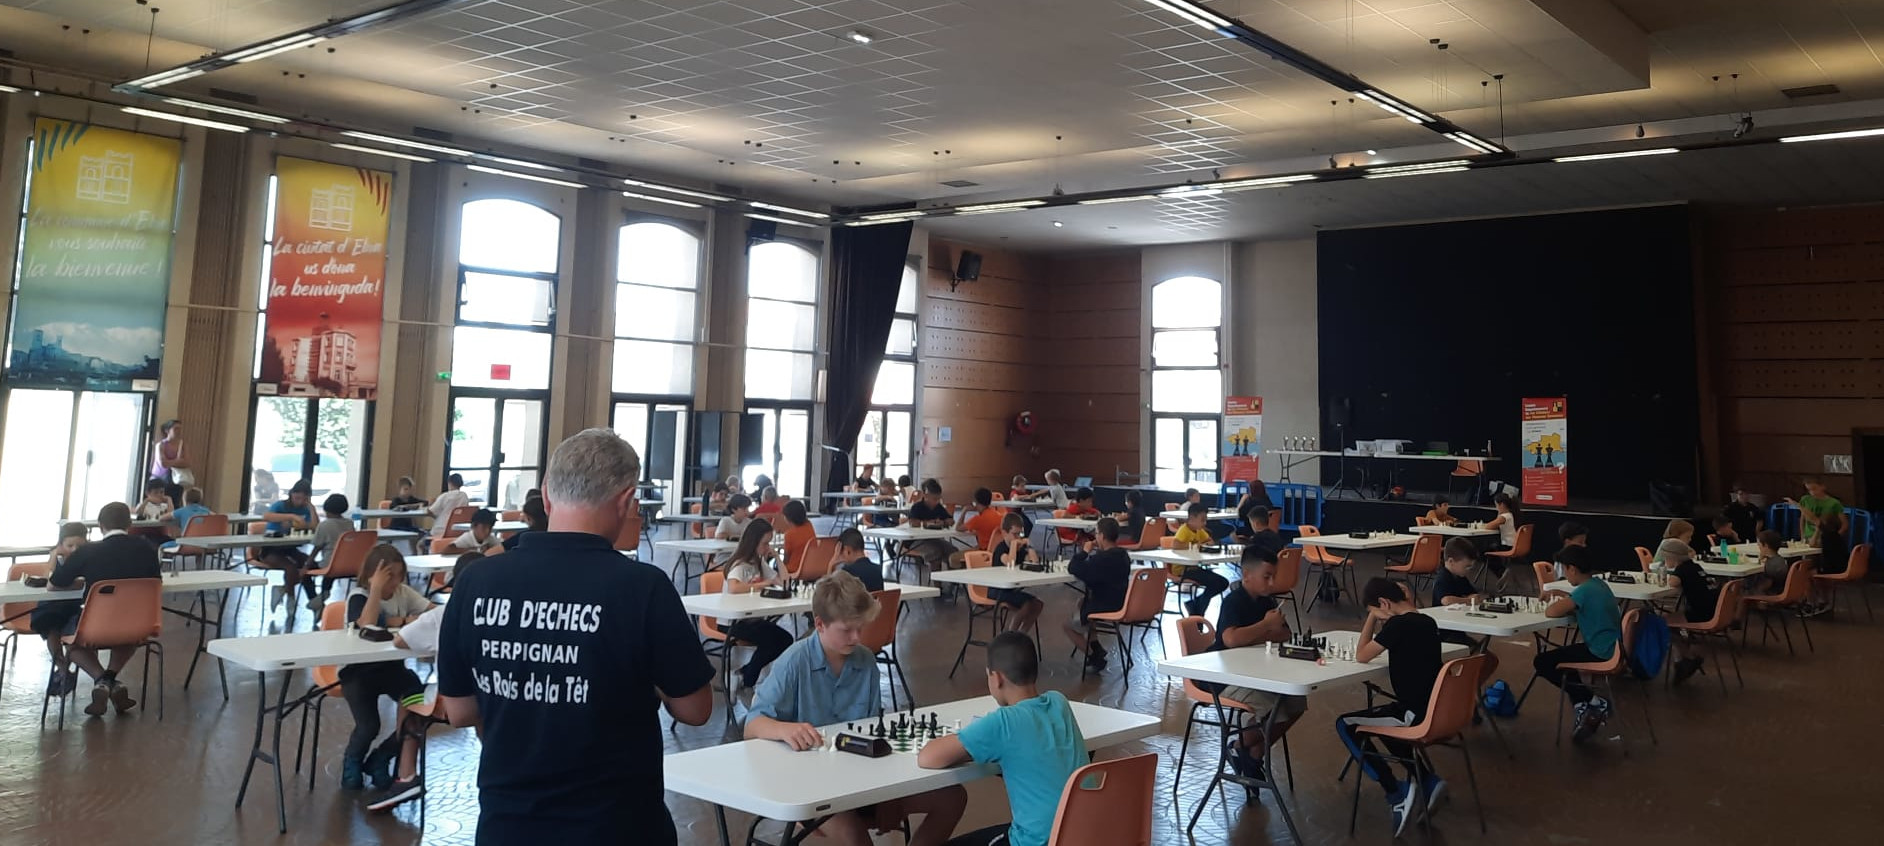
150;419;191;504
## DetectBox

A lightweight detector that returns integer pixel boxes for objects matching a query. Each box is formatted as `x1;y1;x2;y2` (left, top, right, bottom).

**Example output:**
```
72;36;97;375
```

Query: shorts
987;587;1034;608
1077;601;1120;625
1196;683;1308;724
31;600;82;637
338;660;427;704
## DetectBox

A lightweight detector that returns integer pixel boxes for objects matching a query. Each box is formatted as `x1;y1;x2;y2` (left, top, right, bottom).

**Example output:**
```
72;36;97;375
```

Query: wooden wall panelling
1720;281;1884;322
1722;321;1884;360
1728;398;1884;436
176;132;246;510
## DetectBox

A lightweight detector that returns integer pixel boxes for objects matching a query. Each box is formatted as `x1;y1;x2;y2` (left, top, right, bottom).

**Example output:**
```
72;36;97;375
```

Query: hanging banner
1221;395;1263;484
259;156;392;399
8;119;181;389
1520;397;1567;506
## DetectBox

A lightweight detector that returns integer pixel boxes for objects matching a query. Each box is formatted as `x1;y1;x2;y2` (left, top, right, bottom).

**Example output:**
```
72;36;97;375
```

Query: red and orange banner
1520;397;1567;506
258;156;392;399
1221;396;1263;484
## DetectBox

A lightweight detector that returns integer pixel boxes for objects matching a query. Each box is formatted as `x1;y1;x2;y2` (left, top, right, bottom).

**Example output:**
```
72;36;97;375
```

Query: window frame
744;237;823;403
1149;275;1225;486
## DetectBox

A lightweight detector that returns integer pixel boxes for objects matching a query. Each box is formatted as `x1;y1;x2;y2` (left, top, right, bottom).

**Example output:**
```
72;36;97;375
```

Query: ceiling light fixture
746;212;819;228
954;200;1046;213
1353;89;1434;124
159;97;289;124
844;219;914;227
0;85;22;94
1365;149;1377;155
1552;148;1680;163
330;143;433;162
858;210;927;221
120;106;250;133
477;154;564;172
1142;0;1235;34
621;191;701;209
1362;166;1468;180
1213;174;1317;191
750;201;830;219
1443;131;1502;155
622;179;732;203
1365;160;1470;175
466;165;585;189
1160;185;1223;198
1052;220;1064;228
340;130;473;158
845;30;874;45
1778;127;1884;143
226;35;326;64
121;67;206;90
1076;194;1160;205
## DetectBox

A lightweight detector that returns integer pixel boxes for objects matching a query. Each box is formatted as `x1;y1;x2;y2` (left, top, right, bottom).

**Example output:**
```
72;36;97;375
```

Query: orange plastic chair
1635;546;1653;572
1415;516;1433;527
0;561;53;697
500;509;523;523
440;505;477;539
1743;559;1815;655
428;536;458;554
1116;518;1165;552
1082;569;1167;678
1297;525;1357;611
947;551;1004;679
688;502;706;539
60;579;165;726
1272;547;1304;630
861;588;912;710
1668;578;1745;692
1813;542;1872;621
1554;608;1656;748
1158;536;1178;550
789;536;838;582
1044;752;1157;846
303;530;376;594
1350;655;1489;835
1170;616;1267;797
1448;459;1484;503
1386;534;1442;594
1531;562;1555;598
375;500;394;530
1484;524;1533;588
171;513;230;571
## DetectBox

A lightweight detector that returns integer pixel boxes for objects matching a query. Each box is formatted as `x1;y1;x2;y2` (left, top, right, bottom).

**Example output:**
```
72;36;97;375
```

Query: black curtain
821;221;915;488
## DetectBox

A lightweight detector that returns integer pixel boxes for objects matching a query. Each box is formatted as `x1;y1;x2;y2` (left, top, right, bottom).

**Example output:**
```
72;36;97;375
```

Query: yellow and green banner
9;118;181;389
259;156;392;399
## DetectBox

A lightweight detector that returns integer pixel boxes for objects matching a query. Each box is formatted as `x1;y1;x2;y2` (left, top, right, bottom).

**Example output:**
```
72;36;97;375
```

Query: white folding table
1408;524;1499;538
210;629;429;833
1158;509;1238;522
1157;631;1470;838
1296;533;1419;609
1127;547;1244;568
1729;542;1818;561
859;526;973;585
930;565;1074;678
1543;578;1677;603
450;520;530;533
665;694;1160;846
654;538;738;590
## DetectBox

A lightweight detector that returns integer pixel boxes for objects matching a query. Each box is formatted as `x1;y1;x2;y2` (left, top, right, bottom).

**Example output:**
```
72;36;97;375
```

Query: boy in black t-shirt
1659;539;1717;685
1204;546;1306;780
1337;578;1445;837
386;476;428;533
905;478;955;571
1722;485;1763;543
1431;538;1482;649
1239;505;1286;559
989;514;1046;633
1063;517;1132;671
832;528;884;591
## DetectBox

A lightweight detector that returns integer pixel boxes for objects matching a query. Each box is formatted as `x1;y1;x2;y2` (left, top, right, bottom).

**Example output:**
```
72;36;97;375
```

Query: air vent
208;88;260;105
939;179;979;188
1782;83;1840;99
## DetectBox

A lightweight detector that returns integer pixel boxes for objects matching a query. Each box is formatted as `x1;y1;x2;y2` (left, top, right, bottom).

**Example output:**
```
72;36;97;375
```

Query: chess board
836;710;963;754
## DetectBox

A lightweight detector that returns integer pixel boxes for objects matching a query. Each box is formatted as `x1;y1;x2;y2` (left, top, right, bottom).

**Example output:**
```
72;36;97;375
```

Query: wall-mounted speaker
748;218;777;243
955;250;982;282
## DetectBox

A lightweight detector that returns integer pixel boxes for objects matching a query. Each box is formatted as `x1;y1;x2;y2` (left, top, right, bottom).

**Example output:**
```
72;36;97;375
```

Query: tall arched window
1150;275;1222;490
446;198;559;510
612;218;702;502
743;239;820;495
859;261;919;484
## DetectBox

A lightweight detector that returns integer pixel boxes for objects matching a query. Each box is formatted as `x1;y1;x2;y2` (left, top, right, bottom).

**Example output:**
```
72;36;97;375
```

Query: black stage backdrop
1315;205;1698;506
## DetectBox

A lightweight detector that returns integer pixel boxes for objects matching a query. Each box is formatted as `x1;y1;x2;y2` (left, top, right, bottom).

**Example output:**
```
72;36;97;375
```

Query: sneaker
1183;597;1209;618
1388;784;1418;837
1592;695;1614;719
305;593;325;612
84;682;111;717
46;670;67;698
109;681;137;714
363;739;399;789
1672;657;1704;686
365;776;425;812
341;757;365;791
1423;773;1448;813
1570;702;1598;744
1084;648;1109;672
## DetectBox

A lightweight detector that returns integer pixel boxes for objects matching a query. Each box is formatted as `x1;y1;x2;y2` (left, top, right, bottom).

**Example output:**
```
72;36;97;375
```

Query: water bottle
1718;537;1729;561
1651;558;1666;587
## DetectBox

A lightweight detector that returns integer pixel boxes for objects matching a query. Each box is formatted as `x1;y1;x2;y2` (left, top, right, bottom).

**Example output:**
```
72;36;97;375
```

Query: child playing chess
1659;539;1717;686
1063;517;1132;672
746;572;967;846
340;546;434;808
718;520;794;693
1336;579;1445;837
988;513;1046;634
1536;546;1622;743
1201;546;1305;782
1169;503;1230;618
919;632;1087;846
1431;539;1482;649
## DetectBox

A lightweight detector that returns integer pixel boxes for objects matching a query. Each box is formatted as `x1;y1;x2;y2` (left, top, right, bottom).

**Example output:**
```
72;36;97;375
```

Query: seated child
918;632;1087;846
1423;498;1458;526
131;479;174;541
1432;538;1482;649
1202;546;1306;779
1337;579;1445;837
1056;487;1101;546
170;487;211;536
949;488;1005;571
1170;503;1231;618
716;494;754;541
747;572;966;845
779;500;818;572
1659;539;1717;685
310;493;356;604
386;477;427;533
341;546;434;808
720;521;793;691
449;508;503;553
1751;529;1787;594
1535;546;1622;744
31;522;91;696
1063;517;1131;672
1708;514;1741;547
988;514;1047;633
833;529;883;591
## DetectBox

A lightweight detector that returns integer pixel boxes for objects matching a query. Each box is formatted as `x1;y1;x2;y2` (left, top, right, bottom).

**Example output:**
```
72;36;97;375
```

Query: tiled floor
0;543;1877;845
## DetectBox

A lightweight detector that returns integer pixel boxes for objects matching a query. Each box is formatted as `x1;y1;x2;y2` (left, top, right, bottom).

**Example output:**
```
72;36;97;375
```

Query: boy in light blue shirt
1535;546;1622;744
746;571;965;846
920;631;1086;846
169;488;211;536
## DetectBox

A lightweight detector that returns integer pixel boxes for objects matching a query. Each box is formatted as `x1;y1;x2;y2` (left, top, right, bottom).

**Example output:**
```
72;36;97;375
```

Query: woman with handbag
150;419;192;503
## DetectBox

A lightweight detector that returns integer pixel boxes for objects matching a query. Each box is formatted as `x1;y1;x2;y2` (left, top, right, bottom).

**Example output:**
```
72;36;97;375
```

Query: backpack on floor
1629;615;1672;680
1480;679;1518;717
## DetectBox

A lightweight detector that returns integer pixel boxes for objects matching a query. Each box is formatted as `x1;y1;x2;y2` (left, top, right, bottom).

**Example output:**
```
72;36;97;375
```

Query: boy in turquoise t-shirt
919;631;1086;846
1534;546;1622;744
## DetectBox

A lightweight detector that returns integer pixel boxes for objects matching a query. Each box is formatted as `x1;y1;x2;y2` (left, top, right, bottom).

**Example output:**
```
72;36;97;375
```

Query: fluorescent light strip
123;67;206;89
749;201;829;219
1214;174;1316;190
1354;89;1433;124
622;179;732;203
228;35;326;64
1076;194;1160;205
955;208;1035;216
845;218;914;227
954;200;1045;213
477;154;563;173
340;131;473;158
1161;186;1223;198
121;107;249;133
0;85;20;94
160;97;289;124
859;210;927;221
1365;160;1470;176
330;143;433;162
746;212;820;228
1444;132;1502;155
466;165;585;189
1362;167;1468;180
621;191;701;209
1778;127;1884;143
1144;0;1235;31
1552;148;1680;163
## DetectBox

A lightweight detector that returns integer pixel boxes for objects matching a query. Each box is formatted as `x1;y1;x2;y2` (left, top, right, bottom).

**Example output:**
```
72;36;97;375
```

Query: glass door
1153;416;1221;490
0;389;151;546
449;393;545;511
859;409;913;486
742;405;811;497
246;396;374;510
612;399;690;505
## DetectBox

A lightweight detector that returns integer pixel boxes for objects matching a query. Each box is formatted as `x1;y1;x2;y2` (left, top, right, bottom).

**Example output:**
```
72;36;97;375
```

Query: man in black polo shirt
438;429;714;844
49;501;161;716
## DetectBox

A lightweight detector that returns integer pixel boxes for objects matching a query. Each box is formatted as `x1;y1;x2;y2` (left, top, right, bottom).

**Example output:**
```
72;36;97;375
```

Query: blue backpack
1629;615;1671;680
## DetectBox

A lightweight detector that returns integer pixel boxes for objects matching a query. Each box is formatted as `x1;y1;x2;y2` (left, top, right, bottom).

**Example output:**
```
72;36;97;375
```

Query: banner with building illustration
1520;397;1567;506
8;118;181;389
1221;395;1263;484
259;156;392;399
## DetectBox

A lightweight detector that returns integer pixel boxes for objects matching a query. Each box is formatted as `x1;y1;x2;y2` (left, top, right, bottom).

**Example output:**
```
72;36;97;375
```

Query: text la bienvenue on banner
467;597;601;706
269;236;385;303
20;208;170;281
